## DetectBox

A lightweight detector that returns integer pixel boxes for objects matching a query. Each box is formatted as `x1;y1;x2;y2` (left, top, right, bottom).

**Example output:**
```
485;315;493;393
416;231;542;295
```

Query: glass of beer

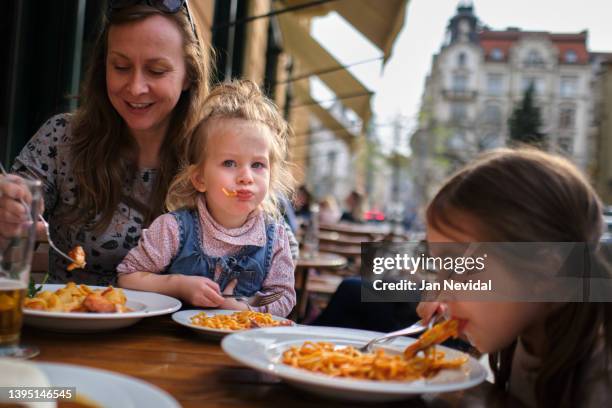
0;176;41;358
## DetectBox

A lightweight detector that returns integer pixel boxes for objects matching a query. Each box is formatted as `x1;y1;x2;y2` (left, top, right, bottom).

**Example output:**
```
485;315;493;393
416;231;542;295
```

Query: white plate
24;284;181;332
38;362;180;408
172;309;294;339
222;326;486;402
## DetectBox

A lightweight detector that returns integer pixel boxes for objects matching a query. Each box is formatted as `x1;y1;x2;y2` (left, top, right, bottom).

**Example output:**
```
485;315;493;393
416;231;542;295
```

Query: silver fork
222;291;283;307
0;162;77;264
358;313;442;353
36;215;78;264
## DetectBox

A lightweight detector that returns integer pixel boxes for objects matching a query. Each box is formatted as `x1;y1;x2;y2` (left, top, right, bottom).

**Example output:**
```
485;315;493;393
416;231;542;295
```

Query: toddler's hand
179;276;224;307
222;279;238;296
219;279;248;311
416;301;447;323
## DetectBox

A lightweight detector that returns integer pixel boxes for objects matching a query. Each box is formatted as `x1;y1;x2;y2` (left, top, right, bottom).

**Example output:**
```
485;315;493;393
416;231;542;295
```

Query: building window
458;52;467;67
559;106;575;129
451;102;468;123
452;74;468;92
522;76;544;94
564;50;578;63
483;104;502;127
525;49;545;67
558;136;573;154
490;48;504;61
560;76;578;98
480;133;500;150
486;73;504;96
448;131;468;150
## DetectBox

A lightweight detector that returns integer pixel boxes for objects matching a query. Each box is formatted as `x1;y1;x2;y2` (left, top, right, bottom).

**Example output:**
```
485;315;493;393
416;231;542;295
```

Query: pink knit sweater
117;197;296;317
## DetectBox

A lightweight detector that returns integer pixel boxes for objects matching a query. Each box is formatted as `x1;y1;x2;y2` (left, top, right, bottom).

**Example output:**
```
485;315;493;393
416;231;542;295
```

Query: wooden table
21;316;517;407
320;222;391;235
293;252;347;321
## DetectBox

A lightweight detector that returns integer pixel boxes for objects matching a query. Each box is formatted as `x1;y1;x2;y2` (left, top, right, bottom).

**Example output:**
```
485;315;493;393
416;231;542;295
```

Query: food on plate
190;310;292;330
58;393;103;408
23;282;131;313
67;245;87;271
282;320;466;381
222;187;237;197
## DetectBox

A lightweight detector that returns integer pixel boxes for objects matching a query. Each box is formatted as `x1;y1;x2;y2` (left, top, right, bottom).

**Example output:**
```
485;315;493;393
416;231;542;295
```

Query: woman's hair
165;79;295;219
63;4;210;231
426;148;611;408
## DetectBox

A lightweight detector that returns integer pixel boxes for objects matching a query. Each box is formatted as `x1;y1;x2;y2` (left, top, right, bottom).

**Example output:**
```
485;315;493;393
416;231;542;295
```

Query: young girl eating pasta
418;148;611;407
118;80;296;317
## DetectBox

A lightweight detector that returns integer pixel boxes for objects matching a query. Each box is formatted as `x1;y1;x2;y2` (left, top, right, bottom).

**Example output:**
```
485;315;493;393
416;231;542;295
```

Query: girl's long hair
165;79;295;220
62;4;209;231
426;148;612;408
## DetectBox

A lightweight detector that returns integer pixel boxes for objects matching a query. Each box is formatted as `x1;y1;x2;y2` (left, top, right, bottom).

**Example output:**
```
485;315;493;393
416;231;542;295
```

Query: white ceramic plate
172;309;294;339
222;326;486;402
38;362;180;408
24;284;181;332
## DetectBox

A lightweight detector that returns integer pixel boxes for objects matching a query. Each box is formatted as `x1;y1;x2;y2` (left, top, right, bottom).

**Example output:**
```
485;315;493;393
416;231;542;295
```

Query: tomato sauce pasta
282;320;466;381
190;310;291;330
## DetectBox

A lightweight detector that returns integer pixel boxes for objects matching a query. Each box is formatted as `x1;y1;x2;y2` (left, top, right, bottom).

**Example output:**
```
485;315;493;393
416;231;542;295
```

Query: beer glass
0;176;41;358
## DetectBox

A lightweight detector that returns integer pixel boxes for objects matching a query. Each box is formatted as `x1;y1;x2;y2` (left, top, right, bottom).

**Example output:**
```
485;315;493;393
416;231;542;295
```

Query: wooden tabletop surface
21;315;516;408
319;222;391;238
295;252;347;269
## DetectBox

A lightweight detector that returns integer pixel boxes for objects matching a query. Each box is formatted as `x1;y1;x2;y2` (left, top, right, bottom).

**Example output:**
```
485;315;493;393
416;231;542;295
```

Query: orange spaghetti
222;187;237;197
190;310;291;330
282;320;466;381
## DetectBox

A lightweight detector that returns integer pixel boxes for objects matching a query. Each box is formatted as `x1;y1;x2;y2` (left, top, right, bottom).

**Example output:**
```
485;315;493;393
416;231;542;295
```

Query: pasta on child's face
194;118;271;228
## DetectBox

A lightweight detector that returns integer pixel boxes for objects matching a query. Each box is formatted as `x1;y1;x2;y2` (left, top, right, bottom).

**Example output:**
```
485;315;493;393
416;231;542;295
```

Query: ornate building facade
411;3;597;204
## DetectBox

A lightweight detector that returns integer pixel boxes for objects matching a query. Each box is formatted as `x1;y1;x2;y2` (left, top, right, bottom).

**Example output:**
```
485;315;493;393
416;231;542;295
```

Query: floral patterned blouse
12;114;299;286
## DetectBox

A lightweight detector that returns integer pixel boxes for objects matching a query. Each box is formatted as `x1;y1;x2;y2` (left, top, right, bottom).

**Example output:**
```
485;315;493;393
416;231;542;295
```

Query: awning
277;11;372;127
291;79;359;150
281;0;409;63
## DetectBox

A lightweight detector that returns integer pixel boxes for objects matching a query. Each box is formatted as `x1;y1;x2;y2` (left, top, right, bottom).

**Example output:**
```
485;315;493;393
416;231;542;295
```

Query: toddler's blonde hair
166;79;294;219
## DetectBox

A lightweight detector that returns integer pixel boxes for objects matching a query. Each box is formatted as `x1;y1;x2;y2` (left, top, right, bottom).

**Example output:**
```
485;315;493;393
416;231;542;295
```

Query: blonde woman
1;0;209;285
118;80;296;317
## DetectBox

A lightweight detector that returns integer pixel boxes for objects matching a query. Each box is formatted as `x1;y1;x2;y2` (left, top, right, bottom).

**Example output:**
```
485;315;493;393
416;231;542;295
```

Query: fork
222;291;283;307
36;214;78;264
0;162;77;264
357;313;442;353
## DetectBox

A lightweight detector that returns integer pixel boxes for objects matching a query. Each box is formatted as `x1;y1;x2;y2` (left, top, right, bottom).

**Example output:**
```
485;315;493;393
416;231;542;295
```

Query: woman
0;1;208;285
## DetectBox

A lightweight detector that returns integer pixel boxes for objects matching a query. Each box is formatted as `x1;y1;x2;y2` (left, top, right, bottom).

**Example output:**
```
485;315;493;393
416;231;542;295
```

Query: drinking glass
0;176;41;358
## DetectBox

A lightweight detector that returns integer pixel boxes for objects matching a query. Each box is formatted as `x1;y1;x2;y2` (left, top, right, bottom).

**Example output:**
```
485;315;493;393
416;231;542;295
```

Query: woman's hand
416;301;448;323
0;175;43;238
178;275;225;308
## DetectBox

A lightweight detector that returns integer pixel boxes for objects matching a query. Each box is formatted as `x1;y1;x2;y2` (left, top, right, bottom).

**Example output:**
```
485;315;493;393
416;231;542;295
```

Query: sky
312;0;611;148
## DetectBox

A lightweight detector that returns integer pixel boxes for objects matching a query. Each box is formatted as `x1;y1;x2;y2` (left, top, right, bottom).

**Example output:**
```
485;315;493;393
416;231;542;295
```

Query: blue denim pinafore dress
166;209;276;296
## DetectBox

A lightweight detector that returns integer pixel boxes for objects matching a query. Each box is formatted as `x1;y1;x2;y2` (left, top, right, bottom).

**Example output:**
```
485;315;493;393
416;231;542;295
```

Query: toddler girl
118;80;296;317
418;148;611;407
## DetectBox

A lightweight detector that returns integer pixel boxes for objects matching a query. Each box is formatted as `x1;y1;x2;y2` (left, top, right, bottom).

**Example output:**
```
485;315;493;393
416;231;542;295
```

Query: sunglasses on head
107;0;197;38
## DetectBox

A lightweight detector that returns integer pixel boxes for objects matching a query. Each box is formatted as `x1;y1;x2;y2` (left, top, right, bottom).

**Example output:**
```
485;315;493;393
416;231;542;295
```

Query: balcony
442;89;478;101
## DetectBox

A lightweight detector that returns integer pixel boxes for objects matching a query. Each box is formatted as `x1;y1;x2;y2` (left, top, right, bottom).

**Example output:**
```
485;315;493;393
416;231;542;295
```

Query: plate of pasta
172;309;294;339
23;283;182;332
221;325;486;402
